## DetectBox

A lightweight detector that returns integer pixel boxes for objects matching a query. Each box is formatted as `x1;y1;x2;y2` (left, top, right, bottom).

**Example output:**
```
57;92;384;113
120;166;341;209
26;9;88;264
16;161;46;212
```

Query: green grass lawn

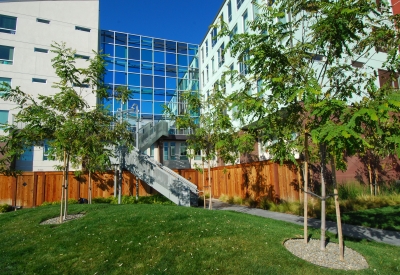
328;205;400;231
1;204;399;275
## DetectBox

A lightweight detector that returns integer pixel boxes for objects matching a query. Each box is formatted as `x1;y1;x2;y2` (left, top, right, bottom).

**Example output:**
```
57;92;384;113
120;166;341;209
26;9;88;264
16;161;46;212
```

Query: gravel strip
284;239;369;270
40;214;85;225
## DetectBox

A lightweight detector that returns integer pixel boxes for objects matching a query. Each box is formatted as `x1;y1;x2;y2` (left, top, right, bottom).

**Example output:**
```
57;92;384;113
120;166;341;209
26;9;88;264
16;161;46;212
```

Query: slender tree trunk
374;168;379;196
304;132;309;244
59;150;66;223
320;144;326;251
63;152;70;220
88;170;92;204
202;160;206;209
208;160;212;210
368;162;373;196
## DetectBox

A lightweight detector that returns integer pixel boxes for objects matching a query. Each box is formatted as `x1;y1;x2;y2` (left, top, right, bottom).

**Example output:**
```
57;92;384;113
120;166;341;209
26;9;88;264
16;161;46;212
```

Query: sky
99;0;224;45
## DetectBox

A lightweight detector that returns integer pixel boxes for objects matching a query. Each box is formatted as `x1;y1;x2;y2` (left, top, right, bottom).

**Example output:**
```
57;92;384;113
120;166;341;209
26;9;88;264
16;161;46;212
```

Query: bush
0;204;12;213
92;197;114;204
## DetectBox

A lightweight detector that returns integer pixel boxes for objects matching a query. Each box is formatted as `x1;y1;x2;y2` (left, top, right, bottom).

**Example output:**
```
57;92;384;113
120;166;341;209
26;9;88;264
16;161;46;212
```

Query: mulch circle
284;238;369;270
40;214;85;225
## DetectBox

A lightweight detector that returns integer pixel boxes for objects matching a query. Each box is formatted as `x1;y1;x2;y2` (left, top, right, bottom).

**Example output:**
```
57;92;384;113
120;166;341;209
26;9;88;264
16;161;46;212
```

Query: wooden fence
0;161;301;208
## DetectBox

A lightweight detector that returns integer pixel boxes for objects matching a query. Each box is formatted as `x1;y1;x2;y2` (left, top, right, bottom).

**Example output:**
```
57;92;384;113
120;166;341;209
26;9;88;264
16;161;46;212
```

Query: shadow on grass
328;205;400;232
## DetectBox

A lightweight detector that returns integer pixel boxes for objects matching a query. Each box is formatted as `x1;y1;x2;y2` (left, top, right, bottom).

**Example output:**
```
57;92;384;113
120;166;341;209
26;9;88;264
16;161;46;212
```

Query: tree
0;42;133;221
164;86;255;209
218;0;400;251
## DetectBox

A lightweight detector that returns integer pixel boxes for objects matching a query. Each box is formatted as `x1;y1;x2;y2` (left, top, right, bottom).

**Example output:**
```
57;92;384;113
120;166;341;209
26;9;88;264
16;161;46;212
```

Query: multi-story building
0;0;99;171
99;30;200;168
198;0;400;163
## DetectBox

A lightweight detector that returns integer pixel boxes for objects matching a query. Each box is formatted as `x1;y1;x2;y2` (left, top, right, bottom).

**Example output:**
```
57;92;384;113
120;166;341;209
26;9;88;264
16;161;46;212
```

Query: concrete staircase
124;149;198;207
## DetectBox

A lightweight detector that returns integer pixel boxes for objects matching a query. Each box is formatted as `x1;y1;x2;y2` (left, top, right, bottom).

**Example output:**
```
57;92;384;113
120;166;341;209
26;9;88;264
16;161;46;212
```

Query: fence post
33;172;38;207
12;176;17;209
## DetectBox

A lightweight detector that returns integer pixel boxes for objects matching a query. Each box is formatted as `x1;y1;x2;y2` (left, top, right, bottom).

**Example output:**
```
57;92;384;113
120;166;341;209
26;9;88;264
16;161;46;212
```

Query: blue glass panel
154;51;165;63
154;89;165;101
166;77;176;89
141;37;153;49
189;56;198;68
141;75;153;87
115;45;127;58
154;76;165;88
128;60;140;73
154;39;165;51
154;63;165;76
128;47;140;60
104;71;113;84
141;88;153;100
178;66;188;78
107;88;113;97
166;41;176;53
114;99;122;112
115;32;127;45
115;72;127;84
154;102;165;114
101;31;114;44
178;54;188;66
128;86;140;99
128;35;140;47
177;43;188;54
166;53;176;65
102;43;114;56
141;49;153;62
190;80;199;91
104;57;113;70
166;90;176;102
141;62;153;74
128;100;140;109
178;78;188;90
101;97;113;111
166;65;176;77
188;44;198;55
141;101;153;113
128;73;140;86
114;59;126;71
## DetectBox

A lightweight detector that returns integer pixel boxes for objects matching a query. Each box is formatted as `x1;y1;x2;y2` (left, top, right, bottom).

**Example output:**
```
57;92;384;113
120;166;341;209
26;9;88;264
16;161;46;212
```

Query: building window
37;18;50;24
0;77;11;95
75;26;90;32
218;43;225;67
206;65;209;82
180;143;188;160
163;142;169;160
240;53;249;75
0;110;9;128
211;57;215;73
205;40;209;57
75;54;90;60
237;0;245;10
351;61;364;68
243;10;249;33
230;24;238;41
0;14;17;34
0;45;14;65
228;0;232;22
32;78;47;83
34;47;48;53
378;69;399;88
201;47;204;62
211;27;218;47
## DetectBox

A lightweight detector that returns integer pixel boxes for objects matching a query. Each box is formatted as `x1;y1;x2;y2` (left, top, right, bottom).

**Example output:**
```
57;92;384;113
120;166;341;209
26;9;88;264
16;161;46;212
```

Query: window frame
0;14;17;34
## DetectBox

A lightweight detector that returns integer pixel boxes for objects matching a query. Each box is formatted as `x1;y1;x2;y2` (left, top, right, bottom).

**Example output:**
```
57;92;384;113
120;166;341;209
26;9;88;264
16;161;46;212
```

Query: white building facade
0;0;99;171
198;0;399;163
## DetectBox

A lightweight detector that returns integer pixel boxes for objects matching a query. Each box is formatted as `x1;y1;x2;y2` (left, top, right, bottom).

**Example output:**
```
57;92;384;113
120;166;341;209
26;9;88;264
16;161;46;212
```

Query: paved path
206;199;400;247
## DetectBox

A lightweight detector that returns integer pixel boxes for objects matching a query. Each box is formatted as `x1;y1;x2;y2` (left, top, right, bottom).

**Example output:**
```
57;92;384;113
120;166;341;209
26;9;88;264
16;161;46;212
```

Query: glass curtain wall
100;30;199;126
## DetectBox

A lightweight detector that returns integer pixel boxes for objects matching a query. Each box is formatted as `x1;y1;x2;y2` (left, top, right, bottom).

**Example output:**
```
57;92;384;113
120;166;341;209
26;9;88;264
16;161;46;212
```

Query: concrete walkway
207;199;400;247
